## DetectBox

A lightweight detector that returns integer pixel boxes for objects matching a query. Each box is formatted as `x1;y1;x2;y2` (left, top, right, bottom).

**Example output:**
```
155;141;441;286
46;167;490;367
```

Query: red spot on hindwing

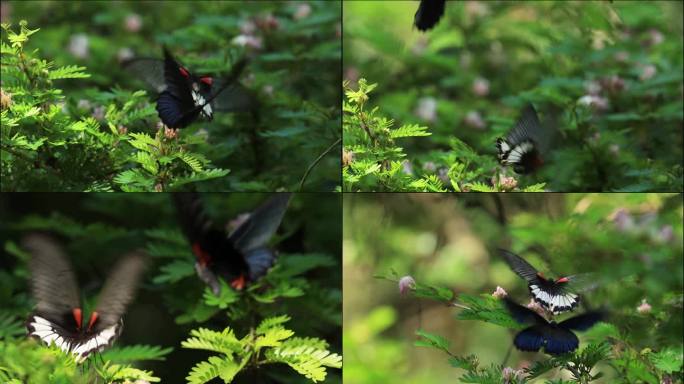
556;277;569;283
72;308;82;329
179;67;190;78
192;243;211;266
87;312;99;331
200;77;213;86
231;275;246;290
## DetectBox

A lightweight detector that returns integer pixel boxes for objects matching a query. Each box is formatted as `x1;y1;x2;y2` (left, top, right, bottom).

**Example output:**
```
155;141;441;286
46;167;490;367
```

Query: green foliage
345;193;683;383
3;0;341;191
0;193;341;382
182;315;342;383
344;1;684;191
343;79;548;192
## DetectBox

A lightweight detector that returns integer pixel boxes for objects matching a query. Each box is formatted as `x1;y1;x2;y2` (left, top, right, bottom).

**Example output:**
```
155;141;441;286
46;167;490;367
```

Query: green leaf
49;65;90;80
101;345;173;363
650;347;683;373
415;329;450;353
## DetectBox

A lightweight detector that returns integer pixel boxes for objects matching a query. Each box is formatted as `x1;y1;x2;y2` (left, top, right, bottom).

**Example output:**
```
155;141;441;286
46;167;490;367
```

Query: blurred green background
0;193;342;383
343;1;683;191
2;0;341;191
343;193;683;383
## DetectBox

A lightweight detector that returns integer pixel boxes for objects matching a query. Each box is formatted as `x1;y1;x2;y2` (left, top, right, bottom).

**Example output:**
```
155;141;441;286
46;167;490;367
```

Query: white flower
640;64;657;81
464;110;485;129
415;97;437;122
117;47;134;62
293;3;312;20
68;34;89;59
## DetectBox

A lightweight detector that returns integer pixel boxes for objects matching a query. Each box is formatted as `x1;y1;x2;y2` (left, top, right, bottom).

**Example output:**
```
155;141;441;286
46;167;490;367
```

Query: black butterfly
24;234;146;363
496;104;548;174
173;193;291;295
414;0;447;31
124;48;254;129
499;249;594;315
504;298;604;355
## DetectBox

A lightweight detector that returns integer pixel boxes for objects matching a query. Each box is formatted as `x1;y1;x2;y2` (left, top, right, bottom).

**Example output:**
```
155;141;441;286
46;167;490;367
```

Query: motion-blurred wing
498;249;541;283
414;0;446;31
564;273;599;293
121;58;166;93
229;193;291;253
211;83;258;112
558;311;605;331
173;192;214;244
23;234;81;324
93;252;146;330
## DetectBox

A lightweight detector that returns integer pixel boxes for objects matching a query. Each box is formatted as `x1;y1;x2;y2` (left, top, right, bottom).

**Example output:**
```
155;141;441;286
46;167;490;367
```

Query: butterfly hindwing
93;252;146;331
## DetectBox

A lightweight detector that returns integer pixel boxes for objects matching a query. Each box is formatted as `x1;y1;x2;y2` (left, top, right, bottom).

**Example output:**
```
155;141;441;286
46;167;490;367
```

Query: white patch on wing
28;315;120;364
192;90;213;119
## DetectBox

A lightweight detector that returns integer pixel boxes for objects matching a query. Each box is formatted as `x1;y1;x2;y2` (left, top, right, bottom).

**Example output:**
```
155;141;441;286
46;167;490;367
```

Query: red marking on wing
230;275;246;290
200;77;213;86
72;308;82;329
556;277;569;283
87;311;99;331
179;67;190;78
192;243;211;266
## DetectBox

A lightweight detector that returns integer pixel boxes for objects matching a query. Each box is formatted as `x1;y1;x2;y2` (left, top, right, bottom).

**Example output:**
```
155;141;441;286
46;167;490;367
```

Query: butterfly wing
211;83;258;113
513;325;545;352
496;104;545;174
414;0;446;31
542;326;579;355
158;48;197;128
229;193;291;280
121;58;166;93
558;311;605;331
503;297;547;325
92;252;146;331
23;234;81;325
498;249;542;284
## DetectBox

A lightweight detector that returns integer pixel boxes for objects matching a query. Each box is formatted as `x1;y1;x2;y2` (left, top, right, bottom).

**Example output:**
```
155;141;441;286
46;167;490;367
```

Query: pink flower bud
401;160;413;176
124;13;142;33
464;110;486;129
293;3;312;20
657;225;674;243
422;161;436;173
610;208;634;232
526;299;546;317
491;286;507;299
472;77;490;97
117;47;134;63
640;64;657;81
499;175;518;191
637;299;651;314
398;275;416;295
164;126;178;139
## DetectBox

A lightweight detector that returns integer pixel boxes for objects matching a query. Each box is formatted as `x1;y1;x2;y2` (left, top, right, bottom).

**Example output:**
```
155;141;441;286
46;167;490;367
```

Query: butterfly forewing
24;234;81;325
93;252;146;331
229;193;291;253
499;249;541;283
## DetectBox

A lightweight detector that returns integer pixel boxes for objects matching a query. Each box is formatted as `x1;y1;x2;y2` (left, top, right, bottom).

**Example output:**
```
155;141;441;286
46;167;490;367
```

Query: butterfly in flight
124;48;254;129
173;193;291;295
504;298;604;355
499;249;594;315
496;104;551;174
24;234;146;363
414;0;447;31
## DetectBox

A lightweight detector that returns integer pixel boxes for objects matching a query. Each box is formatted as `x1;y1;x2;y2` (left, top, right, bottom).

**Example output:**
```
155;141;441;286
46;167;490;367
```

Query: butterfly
123;48;254;129
496;104;549;174
414;0;447;31
24;234;146;363
504;298;604;355
173;193;291;295
499;249;595;315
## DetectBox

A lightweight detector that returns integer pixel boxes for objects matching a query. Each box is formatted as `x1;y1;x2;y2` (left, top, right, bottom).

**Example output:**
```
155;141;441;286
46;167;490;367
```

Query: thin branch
298;137;341;191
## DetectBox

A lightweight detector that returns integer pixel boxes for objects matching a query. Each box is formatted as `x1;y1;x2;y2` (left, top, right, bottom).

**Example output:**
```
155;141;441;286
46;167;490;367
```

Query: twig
502;343;514;367
298;137;341;191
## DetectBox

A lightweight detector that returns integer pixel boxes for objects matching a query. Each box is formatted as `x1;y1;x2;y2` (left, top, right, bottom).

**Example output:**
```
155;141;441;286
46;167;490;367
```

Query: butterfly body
504;298;603;355
23;234;145;363
499;249;583;314
123;48;251;129
174;193;291;294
